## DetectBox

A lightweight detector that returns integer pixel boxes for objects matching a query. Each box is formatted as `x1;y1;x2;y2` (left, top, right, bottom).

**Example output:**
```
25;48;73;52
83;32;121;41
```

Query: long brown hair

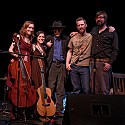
19;20;35;40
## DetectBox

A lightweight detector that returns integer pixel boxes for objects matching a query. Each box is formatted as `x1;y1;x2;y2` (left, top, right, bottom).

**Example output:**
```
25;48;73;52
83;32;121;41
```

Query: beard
79;28;85;34
96;20;107;27
97;20;103;25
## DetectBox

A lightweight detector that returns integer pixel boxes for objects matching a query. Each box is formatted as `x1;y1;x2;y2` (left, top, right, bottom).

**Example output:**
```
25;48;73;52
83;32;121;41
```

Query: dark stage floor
0;116;64;125
0;78;70;125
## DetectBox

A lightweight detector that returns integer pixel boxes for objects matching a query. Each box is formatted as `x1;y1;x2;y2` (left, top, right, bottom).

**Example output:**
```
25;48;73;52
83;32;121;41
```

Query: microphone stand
0;50;44;59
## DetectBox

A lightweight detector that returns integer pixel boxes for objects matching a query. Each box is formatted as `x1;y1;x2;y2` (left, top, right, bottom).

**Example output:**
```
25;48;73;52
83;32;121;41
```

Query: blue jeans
70;64;90;94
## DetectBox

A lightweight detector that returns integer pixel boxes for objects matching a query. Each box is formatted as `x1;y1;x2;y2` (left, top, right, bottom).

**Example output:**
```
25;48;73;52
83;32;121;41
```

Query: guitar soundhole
42;104;50;106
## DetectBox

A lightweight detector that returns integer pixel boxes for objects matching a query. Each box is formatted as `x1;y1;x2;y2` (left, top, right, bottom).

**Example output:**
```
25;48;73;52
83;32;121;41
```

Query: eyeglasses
96;16;105;19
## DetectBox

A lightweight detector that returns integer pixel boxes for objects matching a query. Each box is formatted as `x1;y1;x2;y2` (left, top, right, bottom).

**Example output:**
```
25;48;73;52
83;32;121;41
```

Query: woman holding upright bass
6;20;37;120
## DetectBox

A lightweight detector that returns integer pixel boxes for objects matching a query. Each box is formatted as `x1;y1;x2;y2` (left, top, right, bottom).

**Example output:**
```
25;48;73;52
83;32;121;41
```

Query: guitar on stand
37;66;56;121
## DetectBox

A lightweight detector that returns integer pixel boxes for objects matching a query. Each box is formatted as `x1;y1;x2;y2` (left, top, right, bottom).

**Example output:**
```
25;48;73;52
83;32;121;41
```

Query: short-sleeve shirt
68;32;92;66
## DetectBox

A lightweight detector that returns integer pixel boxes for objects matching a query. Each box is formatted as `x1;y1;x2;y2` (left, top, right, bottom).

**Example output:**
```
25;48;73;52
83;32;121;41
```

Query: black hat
50;21;66;28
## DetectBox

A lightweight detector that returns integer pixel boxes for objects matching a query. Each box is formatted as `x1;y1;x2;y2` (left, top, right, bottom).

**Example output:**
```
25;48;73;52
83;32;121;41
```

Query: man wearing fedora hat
45;21;69;116
50;21;66;28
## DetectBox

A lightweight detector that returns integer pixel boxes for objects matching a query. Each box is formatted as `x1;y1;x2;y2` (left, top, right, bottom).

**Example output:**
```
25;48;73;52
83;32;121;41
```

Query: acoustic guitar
37;67;56;117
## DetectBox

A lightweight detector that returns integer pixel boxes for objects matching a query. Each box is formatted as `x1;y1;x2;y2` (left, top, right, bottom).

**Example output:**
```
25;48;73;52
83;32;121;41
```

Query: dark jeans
70;64;90;94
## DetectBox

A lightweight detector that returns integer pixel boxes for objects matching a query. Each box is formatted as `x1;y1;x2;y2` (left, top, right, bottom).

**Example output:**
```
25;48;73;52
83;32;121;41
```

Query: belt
96;58;110;62
53;60;65;64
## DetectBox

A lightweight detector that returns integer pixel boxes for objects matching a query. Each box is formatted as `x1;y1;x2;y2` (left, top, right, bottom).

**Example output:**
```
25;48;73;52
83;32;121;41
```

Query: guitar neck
41;67;47;98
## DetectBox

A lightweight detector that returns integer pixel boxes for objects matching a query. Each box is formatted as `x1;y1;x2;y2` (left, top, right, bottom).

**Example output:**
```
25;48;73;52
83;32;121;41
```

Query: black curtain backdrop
0;0;124;78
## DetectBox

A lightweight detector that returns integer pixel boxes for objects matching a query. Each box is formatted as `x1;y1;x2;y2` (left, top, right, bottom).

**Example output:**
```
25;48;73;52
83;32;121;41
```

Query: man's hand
69;32;78;37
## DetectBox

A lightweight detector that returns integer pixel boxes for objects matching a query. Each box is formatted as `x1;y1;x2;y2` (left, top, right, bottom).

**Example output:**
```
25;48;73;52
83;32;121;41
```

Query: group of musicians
2;11;119;124
4;20;68;123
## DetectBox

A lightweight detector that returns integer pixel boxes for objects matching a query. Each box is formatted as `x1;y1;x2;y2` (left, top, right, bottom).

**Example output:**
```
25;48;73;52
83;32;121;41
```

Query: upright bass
8;33;36;108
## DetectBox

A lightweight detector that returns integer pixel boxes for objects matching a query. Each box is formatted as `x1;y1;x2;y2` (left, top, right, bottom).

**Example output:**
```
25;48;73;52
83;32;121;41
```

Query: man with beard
69;11;119;95
90;11;119;95
66;17;93;94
